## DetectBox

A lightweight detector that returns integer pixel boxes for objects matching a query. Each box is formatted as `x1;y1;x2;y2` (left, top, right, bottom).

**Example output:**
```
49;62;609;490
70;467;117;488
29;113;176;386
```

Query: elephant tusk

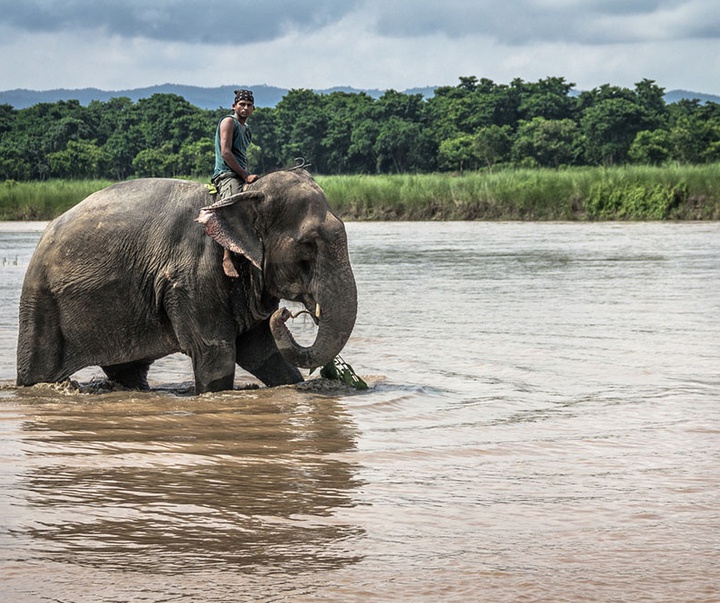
283;304;321;324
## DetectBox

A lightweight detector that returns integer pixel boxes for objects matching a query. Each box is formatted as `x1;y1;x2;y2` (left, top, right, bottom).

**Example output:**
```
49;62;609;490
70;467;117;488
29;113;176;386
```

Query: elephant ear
196;190;266;270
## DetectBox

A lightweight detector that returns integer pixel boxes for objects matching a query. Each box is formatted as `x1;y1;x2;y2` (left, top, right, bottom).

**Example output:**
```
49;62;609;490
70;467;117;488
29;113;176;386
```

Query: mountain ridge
0;84;435;110
0;83;717;110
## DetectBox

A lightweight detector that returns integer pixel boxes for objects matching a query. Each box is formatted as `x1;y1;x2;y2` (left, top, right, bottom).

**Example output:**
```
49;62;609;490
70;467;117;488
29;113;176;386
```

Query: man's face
234;100;255;119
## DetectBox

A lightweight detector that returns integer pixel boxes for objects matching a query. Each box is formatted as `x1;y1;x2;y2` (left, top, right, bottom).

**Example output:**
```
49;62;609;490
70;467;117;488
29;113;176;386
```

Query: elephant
16;170;357;393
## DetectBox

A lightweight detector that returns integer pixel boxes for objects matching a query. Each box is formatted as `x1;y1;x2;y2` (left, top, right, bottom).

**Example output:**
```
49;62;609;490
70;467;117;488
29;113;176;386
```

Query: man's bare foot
223;250;239;278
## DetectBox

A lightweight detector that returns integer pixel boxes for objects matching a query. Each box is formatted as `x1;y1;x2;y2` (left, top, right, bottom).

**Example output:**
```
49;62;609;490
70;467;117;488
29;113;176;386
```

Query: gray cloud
2;0;717;47
0;0;358;44
370;0;720;45
0;0;717;95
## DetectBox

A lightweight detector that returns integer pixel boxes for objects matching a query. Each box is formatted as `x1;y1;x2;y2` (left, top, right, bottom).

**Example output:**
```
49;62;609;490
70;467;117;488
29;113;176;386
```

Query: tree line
1;76;719;181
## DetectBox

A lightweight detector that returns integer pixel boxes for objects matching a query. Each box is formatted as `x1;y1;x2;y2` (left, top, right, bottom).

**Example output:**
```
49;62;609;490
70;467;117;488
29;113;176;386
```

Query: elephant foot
102;360;151;390
222;248;239;278
195;373;235;394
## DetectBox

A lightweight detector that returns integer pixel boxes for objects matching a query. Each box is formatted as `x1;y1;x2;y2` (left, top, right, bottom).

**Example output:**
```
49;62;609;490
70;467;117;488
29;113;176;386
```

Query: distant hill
0;83;716;110
662;90;720;105
0;83;437;110
0;84;290;110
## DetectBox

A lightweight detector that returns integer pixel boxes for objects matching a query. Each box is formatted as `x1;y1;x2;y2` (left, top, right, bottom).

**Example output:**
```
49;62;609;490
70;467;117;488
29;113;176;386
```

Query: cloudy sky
1;0;718;95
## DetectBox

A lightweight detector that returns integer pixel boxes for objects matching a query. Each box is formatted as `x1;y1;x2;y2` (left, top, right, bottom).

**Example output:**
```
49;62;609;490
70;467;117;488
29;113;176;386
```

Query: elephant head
197;170;357;370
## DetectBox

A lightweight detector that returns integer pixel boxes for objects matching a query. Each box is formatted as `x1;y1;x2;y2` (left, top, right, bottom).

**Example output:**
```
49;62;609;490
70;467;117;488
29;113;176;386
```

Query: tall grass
0;179;113;220
2;164;720;221
318;163;720;220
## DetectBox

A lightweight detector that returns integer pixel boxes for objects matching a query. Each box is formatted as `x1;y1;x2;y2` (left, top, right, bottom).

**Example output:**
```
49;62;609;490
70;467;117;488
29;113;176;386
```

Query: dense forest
1;76;719;181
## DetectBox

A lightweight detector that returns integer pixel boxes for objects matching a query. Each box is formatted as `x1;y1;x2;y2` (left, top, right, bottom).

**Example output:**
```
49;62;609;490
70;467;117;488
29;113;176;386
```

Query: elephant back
31;178;212;284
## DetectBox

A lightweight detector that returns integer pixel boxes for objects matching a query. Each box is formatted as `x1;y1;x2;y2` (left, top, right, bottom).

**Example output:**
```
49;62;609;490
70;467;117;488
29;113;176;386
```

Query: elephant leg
102;360;152;390
236;321;303;387
190;342;237;394
16;292;72;386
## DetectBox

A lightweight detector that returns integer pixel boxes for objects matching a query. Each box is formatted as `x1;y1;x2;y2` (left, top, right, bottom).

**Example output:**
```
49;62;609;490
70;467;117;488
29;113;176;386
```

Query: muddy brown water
1;221;719;602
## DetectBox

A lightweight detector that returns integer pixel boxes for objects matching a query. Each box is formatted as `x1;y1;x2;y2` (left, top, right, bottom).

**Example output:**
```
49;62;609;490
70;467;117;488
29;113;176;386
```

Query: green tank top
213;115;252;178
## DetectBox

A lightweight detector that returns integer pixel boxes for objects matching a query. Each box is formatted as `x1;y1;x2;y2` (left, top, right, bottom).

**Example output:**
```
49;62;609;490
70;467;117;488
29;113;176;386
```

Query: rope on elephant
254;157;312;182
282;157;311;173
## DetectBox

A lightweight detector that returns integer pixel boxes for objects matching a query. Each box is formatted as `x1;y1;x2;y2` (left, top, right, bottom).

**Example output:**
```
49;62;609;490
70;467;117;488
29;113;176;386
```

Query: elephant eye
297;237;317;260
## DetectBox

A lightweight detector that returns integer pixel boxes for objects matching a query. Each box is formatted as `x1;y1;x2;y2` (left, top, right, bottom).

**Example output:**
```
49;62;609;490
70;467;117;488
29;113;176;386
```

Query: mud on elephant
16;170;358;393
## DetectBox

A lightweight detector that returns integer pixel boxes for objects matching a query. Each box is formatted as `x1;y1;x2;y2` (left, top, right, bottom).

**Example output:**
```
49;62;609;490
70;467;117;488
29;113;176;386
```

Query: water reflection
15;387;364;574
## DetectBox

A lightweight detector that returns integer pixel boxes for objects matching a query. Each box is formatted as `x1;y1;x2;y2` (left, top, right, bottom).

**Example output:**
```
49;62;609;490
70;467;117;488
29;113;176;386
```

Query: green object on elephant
16;171;358;394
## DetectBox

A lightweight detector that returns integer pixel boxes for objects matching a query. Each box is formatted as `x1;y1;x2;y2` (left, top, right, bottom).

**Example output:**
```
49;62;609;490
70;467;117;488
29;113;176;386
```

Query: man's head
232;89;255;122
234;89;254;105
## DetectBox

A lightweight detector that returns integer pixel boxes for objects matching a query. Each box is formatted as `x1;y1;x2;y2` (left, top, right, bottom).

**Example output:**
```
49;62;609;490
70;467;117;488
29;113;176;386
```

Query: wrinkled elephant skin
16;172;357;393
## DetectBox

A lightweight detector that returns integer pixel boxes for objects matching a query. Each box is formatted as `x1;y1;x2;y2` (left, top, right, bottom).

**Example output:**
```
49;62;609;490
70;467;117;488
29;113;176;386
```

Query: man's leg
215;176;244;278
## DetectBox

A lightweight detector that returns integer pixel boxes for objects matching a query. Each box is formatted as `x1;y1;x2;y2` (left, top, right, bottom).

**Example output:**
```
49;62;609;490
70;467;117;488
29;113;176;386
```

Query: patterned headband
234;89;254;104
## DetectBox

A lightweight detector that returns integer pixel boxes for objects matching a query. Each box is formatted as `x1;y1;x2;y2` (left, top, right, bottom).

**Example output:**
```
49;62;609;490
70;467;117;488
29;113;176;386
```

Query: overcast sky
1;0;718;95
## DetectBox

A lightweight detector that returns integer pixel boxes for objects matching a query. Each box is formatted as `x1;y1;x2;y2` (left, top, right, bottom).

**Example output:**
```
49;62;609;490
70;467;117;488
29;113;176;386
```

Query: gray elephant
16;170;357;393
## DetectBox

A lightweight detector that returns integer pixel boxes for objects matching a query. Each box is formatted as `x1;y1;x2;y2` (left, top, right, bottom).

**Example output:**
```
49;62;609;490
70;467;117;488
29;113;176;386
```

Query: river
1;220;718;602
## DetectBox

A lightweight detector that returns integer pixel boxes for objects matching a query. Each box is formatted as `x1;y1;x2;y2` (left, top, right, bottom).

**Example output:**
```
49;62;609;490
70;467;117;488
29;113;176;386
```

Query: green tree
46;116;94;153
132;142;179;177
581;97;647;165
427;77;517;141
473;125;513;171
247;106;282;172
87;97;137;145
272;89;327;169
374;116;429;173
177;137;215;177
101;130;142;180
512;118;582;169
699;118;720;162
514;77;577;121
347;118;380;174
373;89;426;122
6;79;720;181
0;131;31;179
370;90;434;172
135;93;211;152
438;134;477;172
634;79;668;130
321;92;376;173
0;104;15;135
628;130;673;165
48;139;103;178
668;100;720;163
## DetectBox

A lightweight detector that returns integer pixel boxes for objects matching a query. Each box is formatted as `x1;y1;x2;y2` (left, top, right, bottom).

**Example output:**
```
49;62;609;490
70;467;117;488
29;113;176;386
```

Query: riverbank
2;164;720;221
318;164;720;220
0;179;114;220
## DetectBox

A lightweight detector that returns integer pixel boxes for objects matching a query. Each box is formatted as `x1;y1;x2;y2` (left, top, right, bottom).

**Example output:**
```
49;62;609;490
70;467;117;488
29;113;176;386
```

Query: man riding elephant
212;88;258;278
16;170;358;393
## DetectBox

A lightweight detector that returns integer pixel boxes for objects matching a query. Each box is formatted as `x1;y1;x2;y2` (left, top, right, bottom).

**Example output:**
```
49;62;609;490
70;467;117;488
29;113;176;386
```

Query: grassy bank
0;179;114;220
318;164;720;221
2;165;720;221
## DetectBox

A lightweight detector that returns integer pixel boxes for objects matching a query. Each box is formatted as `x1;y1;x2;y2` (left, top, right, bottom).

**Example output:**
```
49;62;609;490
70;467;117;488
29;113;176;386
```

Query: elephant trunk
270;270;357;370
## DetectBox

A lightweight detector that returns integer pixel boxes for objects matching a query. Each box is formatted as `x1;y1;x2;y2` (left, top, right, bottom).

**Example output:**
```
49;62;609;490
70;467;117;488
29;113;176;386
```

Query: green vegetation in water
316;356;368;390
